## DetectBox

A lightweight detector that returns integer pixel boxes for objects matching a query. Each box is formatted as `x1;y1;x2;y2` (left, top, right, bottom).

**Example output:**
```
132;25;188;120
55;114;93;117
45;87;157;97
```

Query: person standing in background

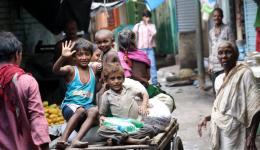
133;10;158;86
54;20;80;64
208;8;235;96
0;31;50;150
53;20;80;102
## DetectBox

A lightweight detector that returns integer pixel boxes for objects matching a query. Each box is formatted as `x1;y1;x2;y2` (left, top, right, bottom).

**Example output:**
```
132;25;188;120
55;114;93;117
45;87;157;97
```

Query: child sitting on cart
117;29;175;112
98;63;171;145
117;29;151;87
53;39;101;148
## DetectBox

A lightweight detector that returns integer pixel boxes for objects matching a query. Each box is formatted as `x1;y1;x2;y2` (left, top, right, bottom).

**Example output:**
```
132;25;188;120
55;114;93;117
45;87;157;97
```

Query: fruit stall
43;101;65;126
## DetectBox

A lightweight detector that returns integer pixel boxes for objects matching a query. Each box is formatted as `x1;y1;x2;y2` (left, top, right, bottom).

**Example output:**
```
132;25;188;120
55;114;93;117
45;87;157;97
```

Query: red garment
256;27;260;52
0;64;25;88
0;64;25;109
0;64;50;150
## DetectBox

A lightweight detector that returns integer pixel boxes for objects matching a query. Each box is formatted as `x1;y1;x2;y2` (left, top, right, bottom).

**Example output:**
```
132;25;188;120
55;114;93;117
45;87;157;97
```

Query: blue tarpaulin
145;0;165;11
126;0;165;11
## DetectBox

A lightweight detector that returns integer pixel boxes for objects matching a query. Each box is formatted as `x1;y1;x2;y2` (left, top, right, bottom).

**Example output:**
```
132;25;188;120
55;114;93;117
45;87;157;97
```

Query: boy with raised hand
53;39;100;148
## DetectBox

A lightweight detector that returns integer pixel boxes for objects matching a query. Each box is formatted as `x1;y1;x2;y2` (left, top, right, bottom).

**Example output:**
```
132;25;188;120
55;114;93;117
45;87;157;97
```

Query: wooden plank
158;124;179;149
70;145;150;150
152;118;177;145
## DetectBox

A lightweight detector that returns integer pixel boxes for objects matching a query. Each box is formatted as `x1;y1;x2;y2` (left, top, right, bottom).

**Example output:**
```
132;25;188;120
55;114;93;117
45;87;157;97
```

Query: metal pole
196;0;205;90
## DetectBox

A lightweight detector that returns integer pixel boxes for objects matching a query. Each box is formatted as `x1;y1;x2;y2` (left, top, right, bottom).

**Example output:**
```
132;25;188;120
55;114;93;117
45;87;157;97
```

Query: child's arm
104;51;120;66
139;91;149;116
146;66;151;82
89;62;102;74
53;41;75;75
131;74;149;87
99;93;110;117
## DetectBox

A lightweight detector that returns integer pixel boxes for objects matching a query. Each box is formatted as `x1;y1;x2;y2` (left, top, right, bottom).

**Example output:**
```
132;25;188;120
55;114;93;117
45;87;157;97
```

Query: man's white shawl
211;63;260;149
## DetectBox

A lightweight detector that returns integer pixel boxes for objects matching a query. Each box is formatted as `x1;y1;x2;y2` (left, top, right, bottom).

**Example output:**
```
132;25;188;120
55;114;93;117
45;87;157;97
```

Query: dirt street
158;66;260;150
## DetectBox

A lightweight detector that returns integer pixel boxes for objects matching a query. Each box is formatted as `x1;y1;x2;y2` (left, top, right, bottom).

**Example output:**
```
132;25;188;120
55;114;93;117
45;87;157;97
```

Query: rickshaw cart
69;118;183;150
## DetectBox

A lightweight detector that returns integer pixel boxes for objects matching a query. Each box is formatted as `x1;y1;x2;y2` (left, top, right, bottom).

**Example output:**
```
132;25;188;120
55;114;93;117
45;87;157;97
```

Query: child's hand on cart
99;115;106;126
138;104;149;116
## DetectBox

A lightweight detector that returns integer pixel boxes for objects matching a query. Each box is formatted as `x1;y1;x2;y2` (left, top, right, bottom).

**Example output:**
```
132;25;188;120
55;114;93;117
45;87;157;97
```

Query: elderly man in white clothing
198;41;260;150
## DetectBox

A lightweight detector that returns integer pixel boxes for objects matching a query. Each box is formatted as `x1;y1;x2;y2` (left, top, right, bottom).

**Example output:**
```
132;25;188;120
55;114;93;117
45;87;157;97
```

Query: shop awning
145;0;165;11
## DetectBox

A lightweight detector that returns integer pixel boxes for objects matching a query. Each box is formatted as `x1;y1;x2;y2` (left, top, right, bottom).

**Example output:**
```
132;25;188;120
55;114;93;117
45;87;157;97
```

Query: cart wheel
172;136;183;150
164;140;172;150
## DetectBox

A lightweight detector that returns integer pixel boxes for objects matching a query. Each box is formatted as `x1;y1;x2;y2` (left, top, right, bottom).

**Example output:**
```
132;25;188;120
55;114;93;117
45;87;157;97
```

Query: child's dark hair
142;10;152;18
118;29;136;50
74;38;94;55
103;63;125;80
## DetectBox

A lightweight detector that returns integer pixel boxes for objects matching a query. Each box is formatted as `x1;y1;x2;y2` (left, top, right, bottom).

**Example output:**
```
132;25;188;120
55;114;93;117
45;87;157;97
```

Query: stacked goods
43;101;65;126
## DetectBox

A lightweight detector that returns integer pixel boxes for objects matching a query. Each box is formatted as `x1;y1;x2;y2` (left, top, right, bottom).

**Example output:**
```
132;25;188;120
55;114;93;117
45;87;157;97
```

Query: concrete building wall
178;31;197;69
0;0;56;54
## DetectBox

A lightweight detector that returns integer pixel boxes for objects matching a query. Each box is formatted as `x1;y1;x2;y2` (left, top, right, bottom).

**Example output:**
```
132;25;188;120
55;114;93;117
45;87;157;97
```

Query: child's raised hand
61;40;76;58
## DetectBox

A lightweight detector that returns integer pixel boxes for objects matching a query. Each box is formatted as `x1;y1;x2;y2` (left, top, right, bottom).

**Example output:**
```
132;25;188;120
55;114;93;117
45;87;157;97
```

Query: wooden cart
69;118;183;150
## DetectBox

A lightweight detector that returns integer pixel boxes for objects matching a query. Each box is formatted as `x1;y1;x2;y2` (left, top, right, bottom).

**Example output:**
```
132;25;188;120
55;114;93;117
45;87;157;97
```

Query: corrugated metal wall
0;0;56;53
244;0;257;51
175;0;197;32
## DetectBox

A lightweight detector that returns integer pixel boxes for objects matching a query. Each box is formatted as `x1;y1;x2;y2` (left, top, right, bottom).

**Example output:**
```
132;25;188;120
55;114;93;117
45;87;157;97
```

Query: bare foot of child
56;140;70;149
137;136;152;145
106;138;113;146
70;140;89;148
125;136;151;145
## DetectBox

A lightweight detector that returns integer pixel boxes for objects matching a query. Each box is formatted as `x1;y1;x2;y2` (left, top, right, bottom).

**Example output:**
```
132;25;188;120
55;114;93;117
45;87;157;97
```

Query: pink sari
118;49;151;77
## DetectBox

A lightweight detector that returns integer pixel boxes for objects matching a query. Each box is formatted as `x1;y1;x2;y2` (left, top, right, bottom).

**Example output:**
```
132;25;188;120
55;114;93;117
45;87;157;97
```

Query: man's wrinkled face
217;46;237;70
213;11;223;26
